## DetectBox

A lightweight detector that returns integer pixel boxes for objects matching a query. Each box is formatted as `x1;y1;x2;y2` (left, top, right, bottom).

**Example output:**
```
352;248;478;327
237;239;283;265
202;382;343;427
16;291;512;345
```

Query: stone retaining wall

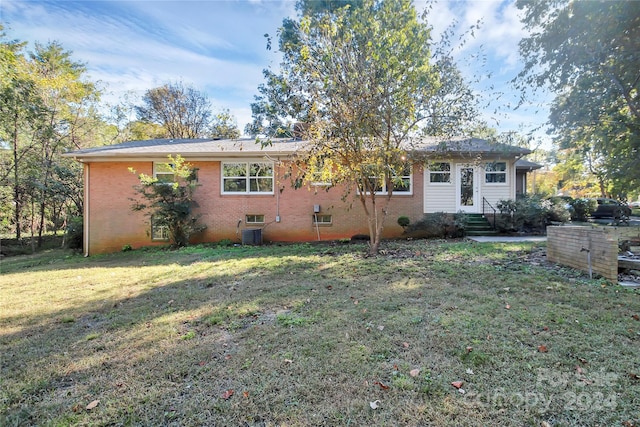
547;226;640;283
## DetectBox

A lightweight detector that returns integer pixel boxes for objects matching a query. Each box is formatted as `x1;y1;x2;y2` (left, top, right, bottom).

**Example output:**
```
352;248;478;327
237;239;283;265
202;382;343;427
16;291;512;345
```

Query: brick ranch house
64;137;536;255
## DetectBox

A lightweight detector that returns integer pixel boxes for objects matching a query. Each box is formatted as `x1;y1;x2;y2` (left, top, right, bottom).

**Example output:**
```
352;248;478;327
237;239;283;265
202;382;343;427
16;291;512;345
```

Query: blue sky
1;0;550;145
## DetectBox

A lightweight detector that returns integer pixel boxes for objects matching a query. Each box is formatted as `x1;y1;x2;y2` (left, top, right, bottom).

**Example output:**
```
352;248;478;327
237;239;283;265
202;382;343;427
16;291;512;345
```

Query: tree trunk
360;193;391;256
12;111;21;239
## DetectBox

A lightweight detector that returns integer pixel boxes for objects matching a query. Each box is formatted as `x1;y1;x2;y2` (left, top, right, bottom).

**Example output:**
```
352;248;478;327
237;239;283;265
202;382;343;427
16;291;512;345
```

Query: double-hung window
362;163;412;195
151;216;170;241
154;163;175;183
222;162;274;194
429;162;451;183
485;162;507;184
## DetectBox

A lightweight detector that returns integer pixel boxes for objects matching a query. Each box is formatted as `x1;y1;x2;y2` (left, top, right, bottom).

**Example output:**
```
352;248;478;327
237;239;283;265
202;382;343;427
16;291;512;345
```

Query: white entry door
456;165;479;213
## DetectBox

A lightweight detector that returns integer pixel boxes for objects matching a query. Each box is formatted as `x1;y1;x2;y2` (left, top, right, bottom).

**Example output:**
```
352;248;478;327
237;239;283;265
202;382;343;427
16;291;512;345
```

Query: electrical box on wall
313;204;321;213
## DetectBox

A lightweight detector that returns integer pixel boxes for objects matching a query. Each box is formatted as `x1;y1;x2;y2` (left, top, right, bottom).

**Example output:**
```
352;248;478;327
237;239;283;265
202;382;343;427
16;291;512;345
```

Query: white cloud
2;0;545;138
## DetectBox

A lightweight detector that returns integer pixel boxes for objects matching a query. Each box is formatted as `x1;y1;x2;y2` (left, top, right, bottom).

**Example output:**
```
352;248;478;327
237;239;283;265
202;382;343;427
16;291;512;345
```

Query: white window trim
359;165;413;196
312;214;333;225
151;217;170;241
246;214;265;224
221;161;274;195
428;162;452;185
153;162;175;183
484;162;508;185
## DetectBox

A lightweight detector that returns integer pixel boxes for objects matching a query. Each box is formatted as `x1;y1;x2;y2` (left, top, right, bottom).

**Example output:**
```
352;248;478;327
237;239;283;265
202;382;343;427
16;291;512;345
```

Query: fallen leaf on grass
377;325;384;331
221;389;234;400
402;342;410;348
466;368;474;375
243;391;250;398
577;357;588;364
374;381;389;390
632;314;639;321
86;400;99;410
458;388;466;394
505;304;511;310
575;366;583;374
409;369;420;377
537;345;548;353
451;381;464;389
629;373;640;380
369;400;381;410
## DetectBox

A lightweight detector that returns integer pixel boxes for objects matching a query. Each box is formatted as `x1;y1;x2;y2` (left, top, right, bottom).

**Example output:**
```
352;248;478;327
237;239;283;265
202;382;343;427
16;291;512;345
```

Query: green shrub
397;216;410;228
217;238;233;247
65;216;83;249
495;195;571;233
404;212;465;238
569;198;597;222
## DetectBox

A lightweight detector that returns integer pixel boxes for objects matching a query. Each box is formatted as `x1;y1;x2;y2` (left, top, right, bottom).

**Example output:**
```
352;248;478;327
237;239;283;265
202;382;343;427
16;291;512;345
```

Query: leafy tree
1;28;102;243
250;0;479;255
0;27;41;238
136;81;210;138
129;155;206;248
516;0;640;197
136;81;240;139
210;109;241;139
27;41;101;246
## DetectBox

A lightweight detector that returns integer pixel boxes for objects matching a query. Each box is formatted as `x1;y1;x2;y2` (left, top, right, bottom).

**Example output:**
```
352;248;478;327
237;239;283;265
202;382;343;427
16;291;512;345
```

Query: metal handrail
482;197;497;229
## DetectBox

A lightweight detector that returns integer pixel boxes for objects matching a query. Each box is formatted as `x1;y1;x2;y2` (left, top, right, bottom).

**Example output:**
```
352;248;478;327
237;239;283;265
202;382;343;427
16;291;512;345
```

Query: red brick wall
86;160;426;254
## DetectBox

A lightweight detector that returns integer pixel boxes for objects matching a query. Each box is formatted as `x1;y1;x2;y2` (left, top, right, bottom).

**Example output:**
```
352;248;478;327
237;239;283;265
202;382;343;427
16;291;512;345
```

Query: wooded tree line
0;26;241;243
2;0;639;250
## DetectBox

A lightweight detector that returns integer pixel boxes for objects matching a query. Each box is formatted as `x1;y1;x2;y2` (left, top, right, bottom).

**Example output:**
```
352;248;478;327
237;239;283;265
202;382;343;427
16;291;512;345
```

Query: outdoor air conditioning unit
242;228;262;245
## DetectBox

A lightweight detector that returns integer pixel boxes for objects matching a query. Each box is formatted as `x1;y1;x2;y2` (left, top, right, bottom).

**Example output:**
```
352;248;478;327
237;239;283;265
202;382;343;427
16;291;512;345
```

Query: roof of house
64;136;531;162
514;159;543;170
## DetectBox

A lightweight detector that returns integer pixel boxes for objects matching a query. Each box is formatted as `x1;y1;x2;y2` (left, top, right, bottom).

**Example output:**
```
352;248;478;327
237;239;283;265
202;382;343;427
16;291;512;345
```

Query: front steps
465;213;498;236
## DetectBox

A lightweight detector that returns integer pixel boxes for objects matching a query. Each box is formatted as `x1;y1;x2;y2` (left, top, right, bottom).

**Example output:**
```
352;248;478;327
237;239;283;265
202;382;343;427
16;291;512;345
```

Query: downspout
83;162;90;257
314;213;320;241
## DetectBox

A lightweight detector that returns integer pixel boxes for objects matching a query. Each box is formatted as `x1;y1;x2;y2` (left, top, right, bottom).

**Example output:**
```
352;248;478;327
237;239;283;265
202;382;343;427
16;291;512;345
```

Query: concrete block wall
547;226;619;282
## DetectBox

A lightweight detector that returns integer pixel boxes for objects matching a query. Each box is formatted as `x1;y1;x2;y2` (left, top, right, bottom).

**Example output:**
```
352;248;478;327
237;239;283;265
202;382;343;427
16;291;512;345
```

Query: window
313;214;332;225
309;159;333;186
222;162;274;194
361;163;412;195
151;217;169;241
154;163;175;183
485;162;507;183
429;162;451;183
246;214;265;224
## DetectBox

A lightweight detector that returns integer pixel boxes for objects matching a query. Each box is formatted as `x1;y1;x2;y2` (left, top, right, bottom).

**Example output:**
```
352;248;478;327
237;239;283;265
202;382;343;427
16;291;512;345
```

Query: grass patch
1;240;639;426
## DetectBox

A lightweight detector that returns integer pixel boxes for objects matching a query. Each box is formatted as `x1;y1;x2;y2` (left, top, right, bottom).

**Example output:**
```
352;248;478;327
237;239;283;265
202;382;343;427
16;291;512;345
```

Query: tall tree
136;81;239;139
0;29;102;242
516;0;640;197
28;42;101;246
210;109;241;139
0;28;42;239
250;0;478;255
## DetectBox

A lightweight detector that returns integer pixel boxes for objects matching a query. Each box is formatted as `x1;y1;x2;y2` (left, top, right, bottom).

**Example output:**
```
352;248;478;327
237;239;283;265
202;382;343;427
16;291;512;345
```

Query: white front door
456;165;479;213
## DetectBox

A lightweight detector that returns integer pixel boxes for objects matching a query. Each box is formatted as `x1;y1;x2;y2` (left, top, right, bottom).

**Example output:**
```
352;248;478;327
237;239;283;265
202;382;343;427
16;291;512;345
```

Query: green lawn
1;240;639;426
